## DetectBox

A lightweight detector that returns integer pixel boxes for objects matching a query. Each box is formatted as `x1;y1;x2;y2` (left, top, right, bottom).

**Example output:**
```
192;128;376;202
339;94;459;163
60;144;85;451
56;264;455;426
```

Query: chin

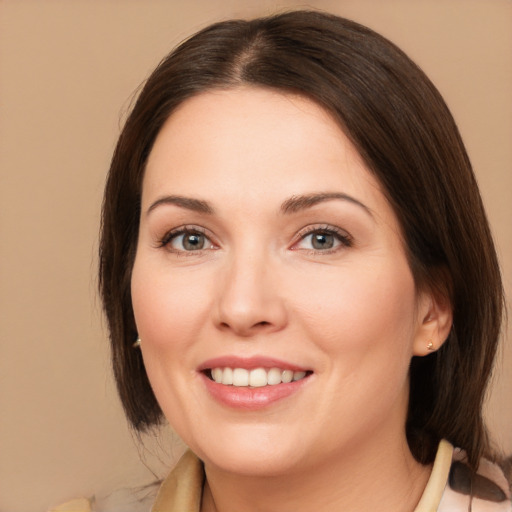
189;425;309;477
205;448;303;477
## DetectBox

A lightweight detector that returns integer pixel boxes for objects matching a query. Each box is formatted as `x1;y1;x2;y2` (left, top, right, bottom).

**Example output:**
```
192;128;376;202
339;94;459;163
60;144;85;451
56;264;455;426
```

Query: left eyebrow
280;192;373;217
146;195;215;216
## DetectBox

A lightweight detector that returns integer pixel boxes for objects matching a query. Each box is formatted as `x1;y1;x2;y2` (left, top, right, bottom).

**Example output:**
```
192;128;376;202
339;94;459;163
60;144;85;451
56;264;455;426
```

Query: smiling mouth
206;367;312;387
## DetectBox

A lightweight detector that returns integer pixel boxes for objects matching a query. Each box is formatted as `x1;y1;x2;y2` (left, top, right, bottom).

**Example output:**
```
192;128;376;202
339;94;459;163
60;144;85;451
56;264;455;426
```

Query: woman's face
131;87;432;476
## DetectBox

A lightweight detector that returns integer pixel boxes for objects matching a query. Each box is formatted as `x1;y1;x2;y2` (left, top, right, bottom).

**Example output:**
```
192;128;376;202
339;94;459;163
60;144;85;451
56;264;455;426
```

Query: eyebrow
147;195;215;216
146;192;372;218
281;192;373;217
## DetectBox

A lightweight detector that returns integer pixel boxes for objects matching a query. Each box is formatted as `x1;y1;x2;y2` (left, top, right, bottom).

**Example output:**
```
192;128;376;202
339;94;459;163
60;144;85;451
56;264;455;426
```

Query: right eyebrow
146;195;215;216
280;192;373;218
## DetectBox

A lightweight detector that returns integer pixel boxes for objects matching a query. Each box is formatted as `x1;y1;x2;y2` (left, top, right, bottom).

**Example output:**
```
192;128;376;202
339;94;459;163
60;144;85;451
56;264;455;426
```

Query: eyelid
291;224;353;252
155;223;352;254
158;225;217;252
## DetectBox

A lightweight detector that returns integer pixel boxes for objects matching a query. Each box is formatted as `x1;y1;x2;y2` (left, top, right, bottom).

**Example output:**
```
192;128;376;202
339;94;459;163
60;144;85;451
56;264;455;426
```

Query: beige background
1;1;511;511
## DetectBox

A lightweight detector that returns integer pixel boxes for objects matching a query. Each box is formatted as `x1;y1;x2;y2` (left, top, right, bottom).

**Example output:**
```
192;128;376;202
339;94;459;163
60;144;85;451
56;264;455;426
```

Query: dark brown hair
99;10;503;469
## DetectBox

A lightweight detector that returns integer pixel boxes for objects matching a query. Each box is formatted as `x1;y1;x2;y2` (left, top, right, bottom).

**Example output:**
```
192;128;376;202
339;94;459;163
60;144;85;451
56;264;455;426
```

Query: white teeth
248;368;267;387
209;367;308;387
212;368;223;383
232;368;249;386
281;370;293;383
221;367;233;385
267;367;282;385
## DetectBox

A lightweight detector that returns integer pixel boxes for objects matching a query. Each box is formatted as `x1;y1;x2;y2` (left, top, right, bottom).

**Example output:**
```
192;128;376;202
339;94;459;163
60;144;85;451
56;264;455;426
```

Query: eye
307;232;337;250
293;226;352;252
160;227;215;253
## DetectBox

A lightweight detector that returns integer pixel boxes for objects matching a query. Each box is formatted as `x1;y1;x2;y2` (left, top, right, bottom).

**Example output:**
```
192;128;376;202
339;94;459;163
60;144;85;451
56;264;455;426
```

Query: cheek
292;261;418;356
130;261;214;424
130;260;212;355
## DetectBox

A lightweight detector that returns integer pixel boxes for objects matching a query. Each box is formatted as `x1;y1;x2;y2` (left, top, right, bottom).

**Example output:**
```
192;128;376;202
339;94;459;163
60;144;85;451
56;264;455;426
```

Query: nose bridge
215;242;286;336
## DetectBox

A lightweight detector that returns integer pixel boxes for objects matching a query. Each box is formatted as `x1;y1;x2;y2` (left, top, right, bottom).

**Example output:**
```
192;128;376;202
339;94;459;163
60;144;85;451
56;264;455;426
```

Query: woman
96;10;510;512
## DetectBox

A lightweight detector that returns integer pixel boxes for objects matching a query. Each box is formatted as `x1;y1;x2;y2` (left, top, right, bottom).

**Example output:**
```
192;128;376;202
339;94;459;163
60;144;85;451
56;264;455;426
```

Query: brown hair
99;10;504;469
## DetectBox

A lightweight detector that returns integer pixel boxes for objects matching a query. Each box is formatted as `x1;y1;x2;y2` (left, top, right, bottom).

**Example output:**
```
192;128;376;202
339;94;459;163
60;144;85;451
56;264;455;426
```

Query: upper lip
198;356;310;372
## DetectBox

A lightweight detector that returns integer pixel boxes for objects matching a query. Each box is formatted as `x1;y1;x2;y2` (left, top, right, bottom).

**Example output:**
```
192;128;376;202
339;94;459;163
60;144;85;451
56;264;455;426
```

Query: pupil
184;233;204;250
312;233;334;250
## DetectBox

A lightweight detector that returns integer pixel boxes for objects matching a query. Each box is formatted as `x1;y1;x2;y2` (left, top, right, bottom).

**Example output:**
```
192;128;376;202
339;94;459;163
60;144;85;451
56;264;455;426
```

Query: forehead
143;87;386;216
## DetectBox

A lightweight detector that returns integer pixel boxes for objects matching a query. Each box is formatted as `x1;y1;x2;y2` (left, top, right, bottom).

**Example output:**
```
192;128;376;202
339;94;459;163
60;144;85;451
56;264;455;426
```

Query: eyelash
293;225;353;254
157;226;215;254
157;224;353;255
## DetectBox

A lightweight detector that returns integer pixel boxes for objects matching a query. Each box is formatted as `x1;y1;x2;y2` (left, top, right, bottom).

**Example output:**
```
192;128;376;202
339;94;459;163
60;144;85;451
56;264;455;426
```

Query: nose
214;251;287;337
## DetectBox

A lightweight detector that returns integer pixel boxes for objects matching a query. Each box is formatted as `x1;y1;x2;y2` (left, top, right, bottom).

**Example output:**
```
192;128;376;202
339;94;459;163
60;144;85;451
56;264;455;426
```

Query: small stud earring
427;340;434;351
133;337;141;348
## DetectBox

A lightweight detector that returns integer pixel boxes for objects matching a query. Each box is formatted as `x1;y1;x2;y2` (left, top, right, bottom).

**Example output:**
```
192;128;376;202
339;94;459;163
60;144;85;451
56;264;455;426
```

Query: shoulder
439;448;511;512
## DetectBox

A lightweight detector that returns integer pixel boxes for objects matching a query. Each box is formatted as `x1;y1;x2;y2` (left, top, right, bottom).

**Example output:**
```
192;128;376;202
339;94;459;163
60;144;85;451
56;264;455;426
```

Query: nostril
219;320;270;329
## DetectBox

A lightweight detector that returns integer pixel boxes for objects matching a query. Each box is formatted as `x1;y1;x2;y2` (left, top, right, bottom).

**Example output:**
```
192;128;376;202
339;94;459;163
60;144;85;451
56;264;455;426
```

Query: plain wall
1;1;510;511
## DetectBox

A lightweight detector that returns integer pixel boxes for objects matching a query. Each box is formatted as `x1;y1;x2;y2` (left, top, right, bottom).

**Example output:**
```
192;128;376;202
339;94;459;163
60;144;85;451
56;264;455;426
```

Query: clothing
50;441;511;512
152;441;511;512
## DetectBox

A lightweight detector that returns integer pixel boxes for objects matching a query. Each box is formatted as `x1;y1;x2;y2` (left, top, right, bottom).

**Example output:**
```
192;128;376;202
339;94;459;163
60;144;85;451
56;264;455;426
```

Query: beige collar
414;439;454;512
152;450;204;512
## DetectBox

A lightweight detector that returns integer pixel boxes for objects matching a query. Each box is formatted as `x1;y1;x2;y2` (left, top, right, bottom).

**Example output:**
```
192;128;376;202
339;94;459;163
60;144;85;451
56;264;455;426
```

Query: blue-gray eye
294;227;352;252
311;232;335;250
170;232;207;251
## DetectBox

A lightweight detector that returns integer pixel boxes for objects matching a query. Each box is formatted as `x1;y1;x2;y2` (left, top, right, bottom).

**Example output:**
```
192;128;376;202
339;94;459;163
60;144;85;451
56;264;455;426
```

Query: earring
427;340;434;351
133;337;141;348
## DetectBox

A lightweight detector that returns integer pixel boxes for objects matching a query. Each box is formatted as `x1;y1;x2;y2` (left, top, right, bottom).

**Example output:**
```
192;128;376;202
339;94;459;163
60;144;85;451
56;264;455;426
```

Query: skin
131;87;452;512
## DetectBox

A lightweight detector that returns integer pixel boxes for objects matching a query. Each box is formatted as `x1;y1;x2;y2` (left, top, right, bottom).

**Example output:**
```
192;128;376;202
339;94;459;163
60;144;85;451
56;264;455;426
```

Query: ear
412;288;453;356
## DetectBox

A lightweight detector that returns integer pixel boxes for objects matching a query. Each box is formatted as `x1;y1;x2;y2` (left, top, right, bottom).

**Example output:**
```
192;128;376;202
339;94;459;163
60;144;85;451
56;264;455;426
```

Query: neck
201;432;431;512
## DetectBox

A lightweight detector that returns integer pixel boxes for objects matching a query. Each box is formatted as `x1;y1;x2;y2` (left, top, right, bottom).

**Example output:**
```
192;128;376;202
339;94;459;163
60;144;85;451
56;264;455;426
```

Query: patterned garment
438;447;511;511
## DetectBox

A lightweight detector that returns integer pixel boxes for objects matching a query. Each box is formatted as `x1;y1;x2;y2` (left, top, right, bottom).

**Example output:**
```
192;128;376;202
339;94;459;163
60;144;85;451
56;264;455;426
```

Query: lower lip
200;373;310;410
